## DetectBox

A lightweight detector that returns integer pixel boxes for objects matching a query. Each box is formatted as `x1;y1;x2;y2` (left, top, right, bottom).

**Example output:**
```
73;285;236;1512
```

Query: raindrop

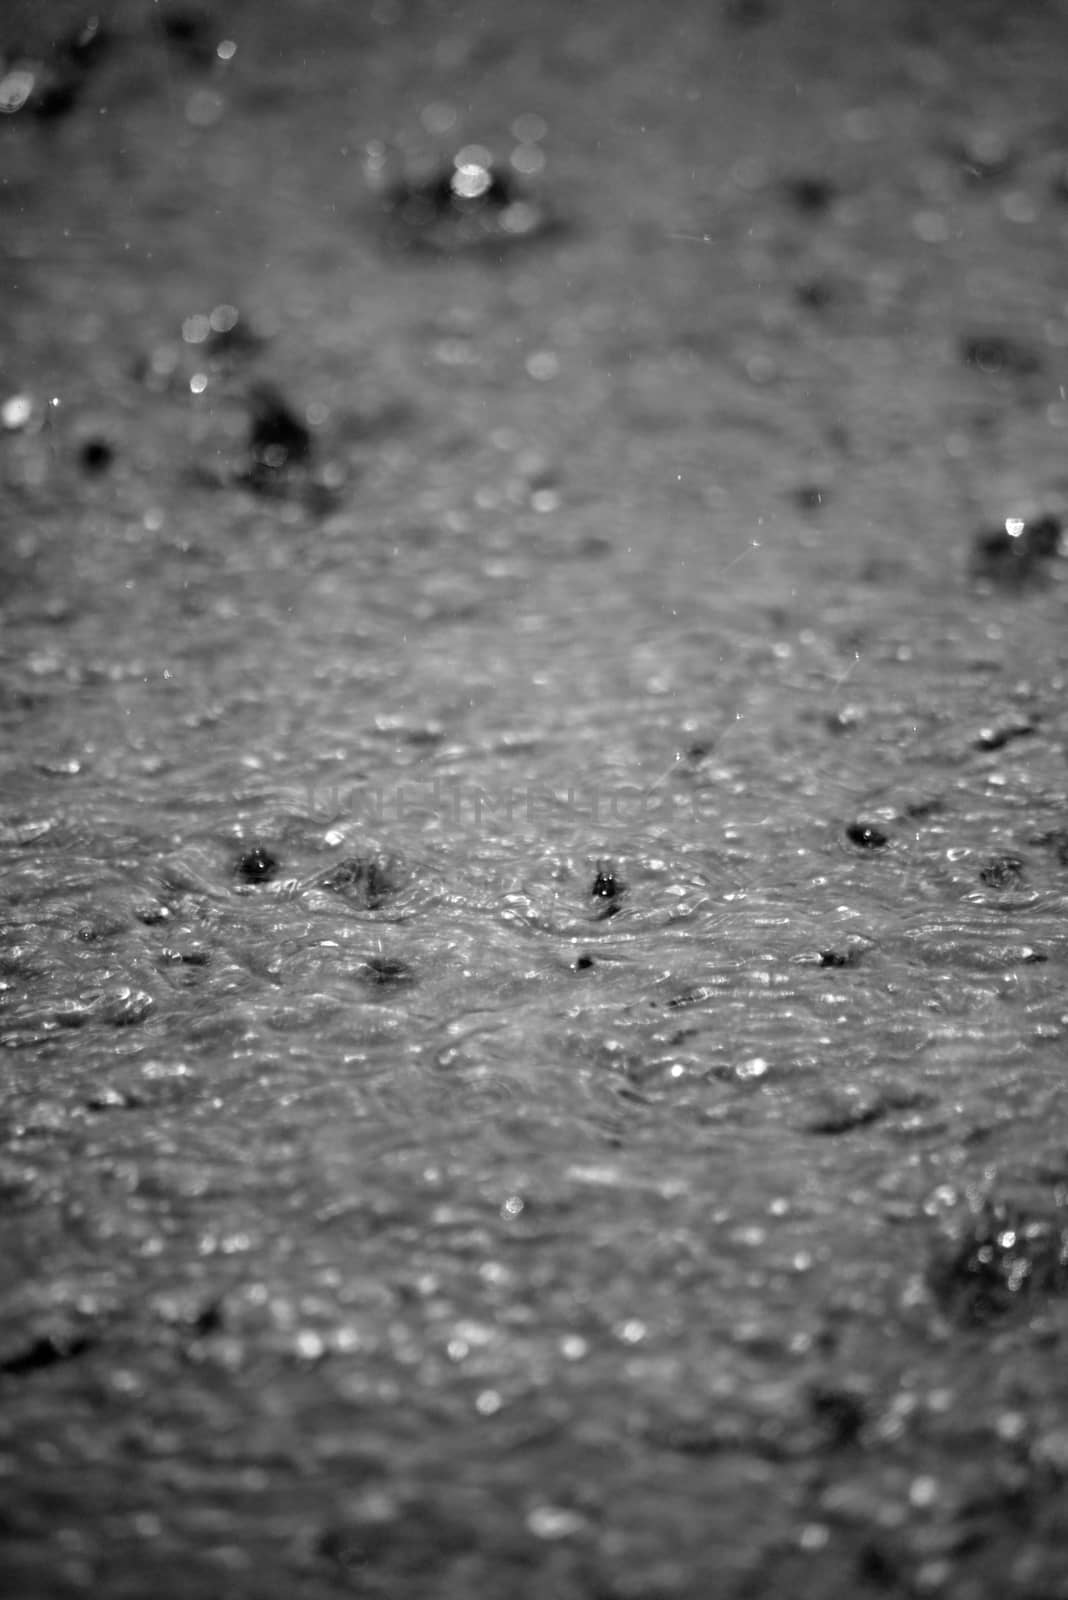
846;822;888;849
79;437;114;473
1;393;34;431
234;846;279;885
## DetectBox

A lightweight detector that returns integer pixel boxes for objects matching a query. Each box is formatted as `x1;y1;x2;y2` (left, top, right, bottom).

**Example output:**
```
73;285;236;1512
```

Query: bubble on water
1;393;34;430
234;845;279;884
216;39;237;62
381;147;554;252
183;314;211;344
209;303;238;333
452;160;493;201
294;1328;325;1360
846;821;889;849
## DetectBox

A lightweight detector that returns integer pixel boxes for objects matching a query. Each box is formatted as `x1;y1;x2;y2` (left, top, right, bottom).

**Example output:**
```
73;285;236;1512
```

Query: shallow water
3;2;1068;1596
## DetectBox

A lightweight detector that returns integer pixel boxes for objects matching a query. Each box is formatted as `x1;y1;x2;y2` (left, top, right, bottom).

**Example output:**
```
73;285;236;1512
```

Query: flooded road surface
2;1;1068;1595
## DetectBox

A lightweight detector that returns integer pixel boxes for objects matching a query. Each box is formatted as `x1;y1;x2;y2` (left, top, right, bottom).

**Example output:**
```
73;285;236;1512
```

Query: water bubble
209;303;239;333
380;150;554;253
295;1329;326;1361
234;846;279;885
846;822;889;849
1;393;34;431
452;162;493;201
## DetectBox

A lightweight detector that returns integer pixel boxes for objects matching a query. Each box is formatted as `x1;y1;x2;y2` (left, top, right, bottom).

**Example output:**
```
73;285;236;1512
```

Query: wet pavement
2;2;1068;1596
